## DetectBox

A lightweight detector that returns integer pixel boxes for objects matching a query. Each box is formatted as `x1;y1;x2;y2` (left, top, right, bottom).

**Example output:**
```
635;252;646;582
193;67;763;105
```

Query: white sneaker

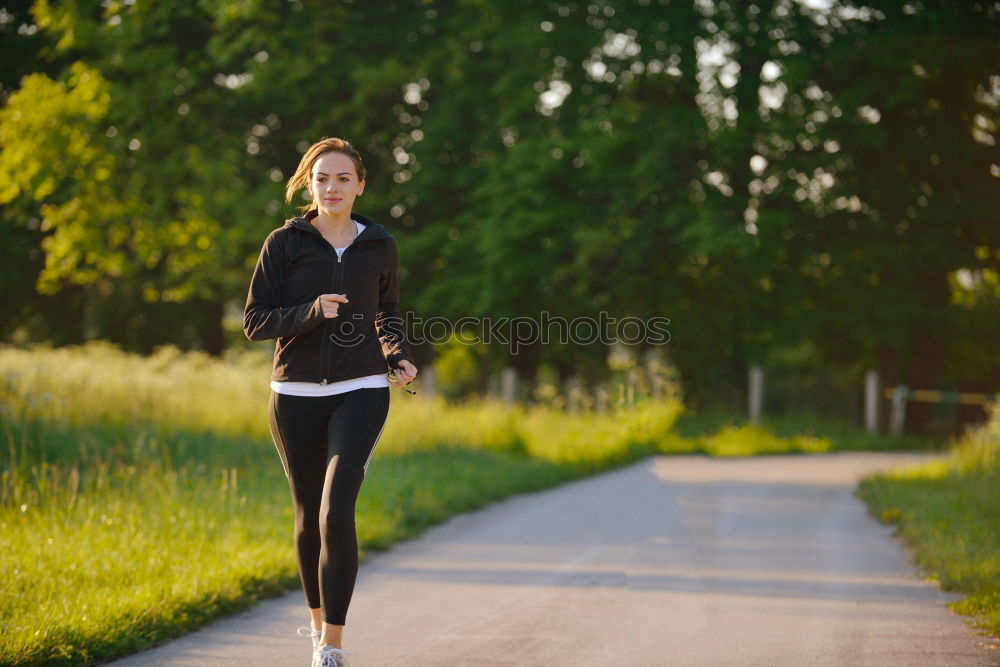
312;644;352;667
297;625;321;651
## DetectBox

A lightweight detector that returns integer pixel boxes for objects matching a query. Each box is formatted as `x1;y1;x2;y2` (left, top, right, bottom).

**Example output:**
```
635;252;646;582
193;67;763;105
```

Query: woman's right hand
319;293;349;318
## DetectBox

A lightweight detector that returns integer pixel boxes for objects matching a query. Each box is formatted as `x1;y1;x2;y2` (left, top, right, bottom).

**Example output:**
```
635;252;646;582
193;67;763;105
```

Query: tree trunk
197;299;225;356
509;339;542;385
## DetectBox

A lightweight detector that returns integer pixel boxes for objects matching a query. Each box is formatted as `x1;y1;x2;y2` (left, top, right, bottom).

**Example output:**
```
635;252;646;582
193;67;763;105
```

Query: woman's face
309;151;365;217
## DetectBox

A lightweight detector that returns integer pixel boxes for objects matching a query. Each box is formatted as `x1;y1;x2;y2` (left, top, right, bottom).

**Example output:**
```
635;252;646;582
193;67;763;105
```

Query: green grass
857;405;1000;638
671;406;937;454
0;341;955;664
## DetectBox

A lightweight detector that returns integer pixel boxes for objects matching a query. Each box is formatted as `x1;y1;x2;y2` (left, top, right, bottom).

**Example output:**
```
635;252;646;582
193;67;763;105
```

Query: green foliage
0;63;110;203
1;0;998;413
0;63;122;293
431;331;488;400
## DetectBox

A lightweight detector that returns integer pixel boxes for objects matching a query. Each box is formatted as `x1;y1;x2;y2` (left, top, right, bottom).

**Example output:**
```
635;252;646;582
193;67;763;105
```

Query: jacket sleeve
243;230;326;341
375;237;414;368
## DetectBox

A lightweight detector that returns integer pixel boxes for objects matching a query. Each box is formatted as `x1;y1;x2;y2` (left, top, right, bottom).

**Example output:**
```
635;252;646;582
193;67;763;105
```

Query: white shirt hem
271;373;389;397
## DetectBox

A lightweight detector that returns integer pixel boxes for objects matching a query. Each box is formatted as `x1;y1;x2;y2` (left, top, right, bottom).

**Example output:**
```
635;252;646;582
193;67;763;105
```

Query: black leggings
267;386;390;625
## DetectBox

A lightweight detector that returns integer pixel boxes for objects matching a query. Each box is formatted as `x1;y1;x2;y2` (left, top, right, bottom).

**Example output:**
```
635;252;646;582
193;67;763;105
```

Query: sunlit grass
672;407;934;454
0;342;682;665
857;403;1000;638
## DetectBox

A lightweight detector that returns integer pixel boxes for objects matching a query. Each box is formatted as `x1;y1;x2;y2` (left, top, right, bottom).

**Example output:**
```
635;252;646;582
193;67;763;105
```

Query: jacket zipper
326;240;357;382
318;240;346;384
329;248;344;381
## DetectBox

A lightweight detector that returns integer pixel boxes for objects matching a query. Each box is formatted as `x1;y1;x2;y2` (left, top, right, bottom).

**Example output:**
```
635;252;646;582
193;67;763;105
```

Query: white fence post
864;369;880;434
889;385;908;436
501;367;518;407
594;382;609;412
565;376;582;411
748;365;764;423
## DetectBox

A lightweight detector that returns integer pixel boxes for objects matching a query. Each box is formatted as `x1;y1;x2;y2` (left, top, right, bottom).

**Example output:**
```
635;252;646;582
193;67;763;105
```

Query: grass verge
856;402;1000;638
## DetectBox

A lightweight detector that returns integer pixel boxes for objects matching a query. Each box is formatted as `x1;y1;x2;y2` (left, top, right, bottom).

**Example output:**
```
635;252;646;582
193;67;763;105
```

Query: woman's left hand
390;359;418;387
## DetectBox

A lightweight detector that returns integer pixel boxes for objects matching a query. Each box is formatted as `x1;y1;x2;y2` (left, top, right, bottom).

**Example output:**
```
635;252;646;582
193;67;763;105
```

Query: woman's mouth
324;198;343;204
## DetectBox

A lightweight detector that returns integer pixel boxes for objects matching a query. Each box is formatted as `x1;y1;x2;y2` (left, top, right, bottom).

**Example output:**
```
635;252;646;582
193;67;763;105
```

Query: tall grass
857;400;1000;637
0;342;686;665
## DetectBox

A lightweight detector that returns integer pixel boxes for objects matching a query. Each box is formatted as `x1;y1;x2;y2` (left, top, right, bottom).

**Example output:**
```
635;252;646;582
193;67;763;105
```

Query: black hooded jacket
243;209;414;384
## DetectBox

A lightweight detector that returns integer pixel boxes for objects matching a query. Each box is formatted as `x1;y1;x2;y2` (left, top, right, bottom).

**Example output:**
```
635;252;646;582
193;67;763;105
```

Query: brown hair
284;137;366;212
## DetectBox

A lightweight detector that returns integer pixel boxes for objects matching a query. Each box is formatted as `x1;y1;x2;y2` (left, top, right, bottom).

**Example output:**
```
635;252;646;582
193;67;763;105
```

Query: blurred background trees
2;0;997;433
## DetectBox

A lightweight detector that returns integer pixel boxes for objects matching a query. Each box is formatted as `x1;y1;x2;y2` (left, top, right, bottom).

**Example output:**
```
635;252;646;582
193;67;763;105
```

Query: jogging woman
243;137;417;667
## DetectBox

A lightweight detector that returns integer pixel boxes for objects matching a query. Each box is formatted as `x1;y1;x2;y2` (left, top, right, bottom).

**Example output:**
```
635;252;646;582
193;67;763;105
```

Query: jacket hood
285;209;390;242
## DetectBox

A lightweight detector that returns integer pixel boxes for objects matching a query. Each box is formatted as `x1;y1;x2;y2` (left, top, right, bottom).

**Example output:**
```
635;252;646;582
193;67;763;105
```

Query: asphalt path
109;452;999;666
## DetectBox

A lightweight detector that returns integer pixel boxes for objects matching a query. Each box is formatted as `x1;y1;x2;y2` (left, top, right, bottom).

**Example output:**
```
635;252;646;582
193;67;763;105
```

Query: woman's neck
311;210;354;235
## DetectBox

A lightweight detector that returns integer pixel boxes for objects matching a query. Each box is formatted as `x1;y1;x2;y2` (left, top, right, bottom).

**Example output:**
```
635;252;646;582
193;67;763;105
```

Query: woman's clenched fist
319;293;349;318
